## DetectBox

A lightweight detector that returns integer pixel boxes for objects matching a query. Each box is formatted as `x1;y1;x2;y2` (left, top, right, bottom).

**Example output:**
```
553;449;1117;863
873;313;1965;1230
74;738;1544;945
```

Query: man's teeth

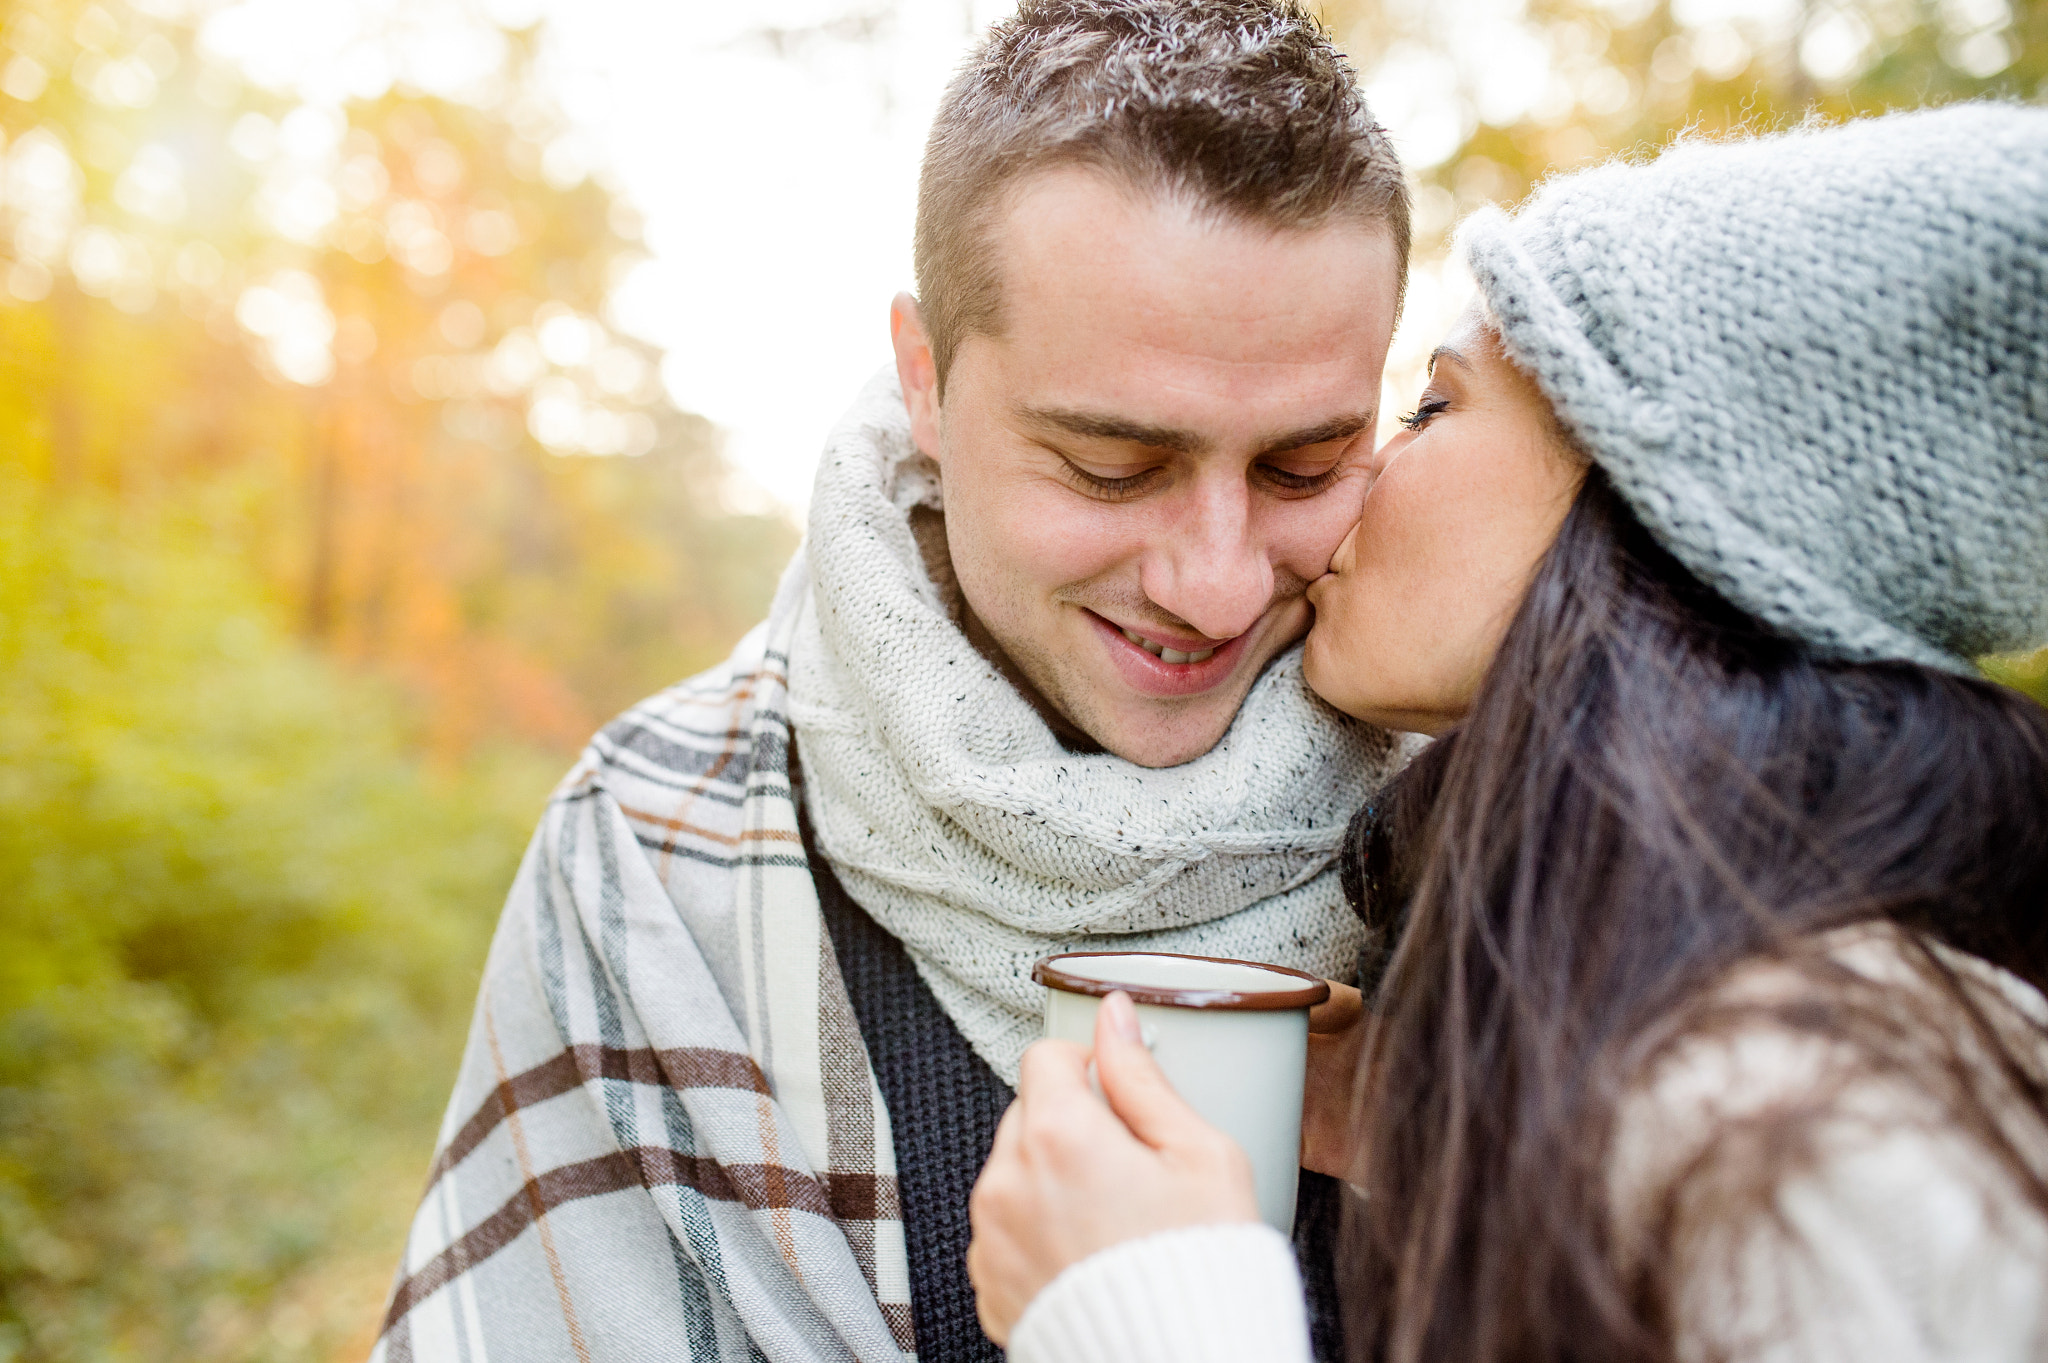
1118;626;1217;665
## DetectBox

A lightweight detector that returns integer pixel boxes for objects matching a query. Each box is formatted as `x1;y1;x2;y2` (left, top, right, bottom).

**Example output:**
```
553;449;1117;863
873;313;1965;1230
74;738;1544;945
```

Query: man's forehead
987;166;1401;334
942;167;1401;445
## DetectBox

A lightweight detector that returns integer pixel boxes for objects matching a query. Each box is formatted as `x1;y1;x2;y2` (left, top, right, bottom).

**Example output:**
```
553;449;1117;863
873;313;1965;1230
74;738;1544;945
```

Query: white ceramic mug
1033;951;1330;1233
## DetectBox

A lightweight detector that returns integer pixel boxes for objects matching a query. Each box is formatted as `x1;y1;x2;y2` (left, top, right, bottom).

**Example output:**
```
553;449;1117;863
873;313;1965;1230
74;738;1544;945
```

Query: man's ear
891;292;944;461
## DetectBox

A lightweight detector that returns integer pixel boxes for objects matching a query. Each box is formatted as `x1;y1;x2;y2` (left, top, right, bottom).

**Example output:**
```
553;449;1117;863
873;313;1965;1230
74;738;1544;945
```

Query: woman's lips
1087;611;1249;697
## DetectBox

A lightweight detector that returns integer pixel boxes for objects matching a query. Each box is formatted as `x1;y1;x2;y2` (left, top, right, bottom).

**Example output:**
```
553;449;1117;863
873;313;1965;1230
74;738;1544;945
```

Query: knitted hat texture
1459;103;2048;670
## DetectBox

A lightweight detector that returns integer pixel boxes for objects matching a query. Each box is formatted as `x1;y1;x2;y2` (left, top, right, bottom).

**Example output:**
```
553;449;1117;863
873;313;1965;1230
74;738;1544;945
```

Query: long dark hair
1341;471;2048;1363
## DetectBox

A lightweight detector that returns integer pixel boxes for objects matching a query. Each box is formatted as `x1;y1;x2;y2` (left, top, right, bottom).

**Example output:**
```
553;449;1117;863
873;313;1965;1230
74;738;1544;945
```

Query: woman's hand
966;991;1260;1346
1303;981;1365;1179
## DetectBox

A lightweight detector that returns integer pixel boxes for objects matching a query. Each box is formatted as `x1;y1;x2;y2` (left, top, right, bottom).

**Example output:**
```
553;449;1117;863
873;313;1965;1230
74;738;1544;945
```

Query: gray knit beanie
1458;103;2048;672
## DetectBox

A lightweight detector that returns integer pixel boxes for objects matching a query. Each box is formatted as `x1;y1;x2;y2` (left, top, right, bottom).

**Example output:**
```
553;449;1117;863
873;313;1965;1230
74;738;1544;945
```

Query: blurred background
0;0;2043;1358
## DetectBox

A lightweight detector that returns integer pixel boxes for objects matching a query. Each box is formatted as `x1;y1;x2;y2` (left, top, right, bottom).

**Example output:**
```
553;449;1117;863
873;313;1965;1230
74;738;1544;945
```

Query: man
373;3;1412;1361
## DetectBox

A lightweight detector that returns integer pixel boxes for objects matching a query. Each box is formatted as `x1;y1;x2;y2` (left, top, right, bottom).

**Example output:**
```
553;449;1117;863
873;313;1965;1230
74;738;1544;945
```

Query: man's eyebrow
1428;345;1469;373
1015;404;1209;454
1253;411;1378;459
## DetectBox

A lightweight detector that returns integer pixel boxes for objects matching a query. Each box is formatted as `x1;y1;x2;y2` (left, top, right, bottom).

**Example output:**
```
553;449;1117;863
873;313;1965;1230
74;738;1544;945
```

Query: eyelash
1258;464;1342;494
1061;462;1160;501
1400;398;1449;432
1061;461;1342;500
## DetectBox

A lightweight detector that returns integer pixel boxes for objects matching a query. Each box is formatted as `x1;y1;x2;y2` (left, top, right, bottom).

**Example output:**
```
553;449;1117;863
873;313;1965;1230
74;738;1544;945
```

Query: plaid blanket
372;564;916;1363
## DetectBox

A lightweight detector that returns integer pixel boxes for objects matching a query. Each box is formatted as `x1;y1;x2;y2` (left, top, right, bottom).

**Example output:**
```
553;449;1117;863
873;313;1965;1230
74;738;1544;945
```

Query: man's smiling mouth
1115;626;1217;665
1083;610;1264;700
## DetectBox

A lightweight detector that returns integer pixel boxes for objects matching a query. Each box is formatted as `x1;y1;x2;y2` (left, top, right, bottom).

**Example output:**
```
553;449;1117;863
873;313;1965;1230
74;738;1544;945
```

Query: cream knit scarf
788;371;1414;1083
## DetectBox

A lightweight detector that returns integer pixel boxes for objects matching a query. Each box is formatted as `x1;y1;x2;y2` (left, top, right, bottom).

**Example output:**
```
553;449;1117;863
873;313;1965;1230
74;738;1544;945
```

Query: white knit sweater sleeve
1007;1222;1314;1363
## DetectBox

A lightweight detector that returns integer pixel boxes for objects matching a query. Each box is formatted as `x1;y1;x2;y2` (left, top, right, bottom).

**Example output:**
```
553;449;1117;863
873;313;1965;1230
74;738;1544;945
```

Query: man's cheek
1005;505;1135;586
1269;508;1365;587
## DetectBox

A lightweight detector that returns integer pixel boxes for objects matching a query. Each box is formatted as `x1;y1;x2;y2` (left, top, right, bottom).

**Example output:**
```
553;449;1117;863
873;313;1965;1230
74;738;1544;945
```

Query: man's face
893;167;1402;768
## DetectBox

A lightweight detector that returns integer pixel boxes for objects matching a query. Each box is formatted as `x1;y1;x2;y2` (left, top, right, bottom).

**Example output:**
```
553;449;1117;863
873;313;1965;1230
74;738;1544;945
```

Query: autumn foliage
2;0;795;755
0;2;792;1359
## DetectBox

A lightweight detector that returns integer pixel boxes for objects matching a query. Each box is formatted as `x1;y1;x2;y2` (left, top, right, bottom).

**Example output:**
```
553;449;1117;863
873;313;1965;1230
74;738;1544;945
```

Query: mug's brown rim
1032;950;1332;1011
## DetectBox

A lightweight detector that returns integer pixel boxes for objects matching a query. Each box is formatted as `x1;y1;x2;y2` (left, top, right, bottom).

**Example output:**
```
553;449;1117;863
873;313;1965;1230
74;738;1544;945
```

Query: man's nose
1138;476;1274;641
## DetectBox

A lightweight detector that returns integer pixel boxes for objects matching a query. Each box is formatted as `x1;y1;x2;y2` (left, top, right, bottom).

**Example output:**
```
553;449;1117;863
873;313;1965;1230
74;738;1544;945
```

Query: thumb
1093;992;1206;1151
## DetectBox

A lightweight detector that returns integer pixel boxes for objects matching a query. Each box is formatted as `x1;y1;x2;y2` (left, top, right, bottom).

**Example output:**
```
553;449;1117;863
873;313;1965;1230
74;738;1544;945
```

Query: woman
966;103;2048;1363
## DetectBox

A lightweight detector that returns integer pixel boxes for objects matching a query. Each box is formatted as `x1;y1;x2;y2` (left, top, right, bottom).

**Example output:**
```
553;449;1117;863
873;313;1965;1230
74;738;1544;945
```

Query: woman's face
1304;306;1586;734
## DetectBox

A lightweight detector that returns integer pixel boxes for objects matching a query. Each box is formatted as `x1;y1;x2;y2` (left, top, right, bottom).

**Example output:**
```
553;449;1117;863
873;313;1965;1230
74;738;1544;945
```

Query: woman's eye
1399;398;1449;432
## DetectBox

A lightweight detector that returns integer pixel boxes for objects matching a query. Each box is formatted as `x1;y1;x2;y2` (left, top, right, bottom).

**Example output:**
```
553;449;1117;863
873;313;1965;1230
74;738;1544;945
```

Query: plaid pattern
373;565;916;1363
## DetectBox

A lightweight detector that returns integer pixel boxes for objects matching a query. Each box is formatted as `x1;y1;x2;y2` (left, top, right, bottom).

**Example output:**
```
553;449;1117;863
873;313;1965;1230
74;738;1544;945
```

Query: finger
965;1218;1023;1349
975;1278;1013;1349
966;1235;1013;1349
1091;992;1209;1151
1307;981;1364;1034
1015;1037;1092;1107
1014;1037;1118;1152
982;1097;1025;1176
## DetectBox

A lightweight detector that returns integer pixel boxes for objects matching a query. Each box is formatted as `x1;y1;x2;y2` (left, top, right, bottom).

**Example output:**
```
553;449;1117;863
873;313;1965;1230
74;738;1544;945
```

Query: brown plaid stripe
423;1044;774;1191
618;800;807;867
386;1145;894;1336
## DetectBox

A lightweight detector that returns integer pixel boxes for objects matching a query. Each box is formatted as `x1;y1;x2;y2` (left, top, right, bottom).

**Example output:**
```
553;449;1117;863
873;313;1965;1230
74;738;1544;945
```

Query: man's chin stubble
957;598;1104;754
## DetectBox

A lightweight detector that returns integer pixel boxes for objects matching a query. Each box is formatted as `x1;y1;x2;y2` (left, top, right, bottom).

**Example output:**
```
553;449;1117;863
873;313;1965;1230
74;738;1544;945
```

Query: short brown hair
913;0;1409;393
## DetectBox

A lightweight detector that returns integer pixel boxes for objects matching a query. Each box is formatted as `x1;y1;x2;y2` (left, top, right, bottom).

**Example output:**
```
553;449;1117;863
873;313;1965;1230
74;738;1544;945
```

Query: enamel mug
1033;950;1330;1233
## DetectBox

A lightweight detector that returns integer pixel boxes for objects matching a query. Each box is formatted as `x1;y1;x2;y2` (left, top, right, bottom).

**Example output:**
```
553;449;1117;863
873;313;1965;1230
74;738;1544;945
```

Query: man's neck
909;504;1103;756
